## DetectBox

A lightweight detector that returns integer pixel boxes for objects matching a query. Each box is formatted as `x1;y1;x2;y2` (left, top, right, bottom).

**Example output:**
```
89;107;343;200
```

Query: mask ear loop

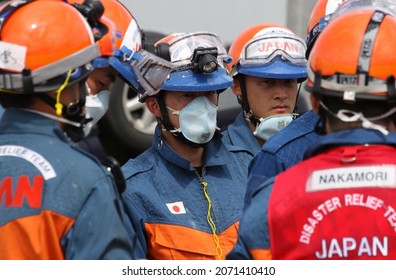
54;69;73;116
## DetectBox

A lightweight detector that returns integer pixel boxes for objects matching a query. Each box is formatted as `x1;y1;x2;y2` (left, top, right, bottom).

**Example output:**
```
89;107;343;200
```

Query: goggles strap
357;10;385;86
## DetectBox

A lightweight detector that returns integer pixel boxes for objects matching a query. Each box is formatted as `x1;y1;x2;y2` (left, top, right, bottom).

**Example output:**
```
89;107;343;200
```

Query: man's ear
310;94;321;113
231;77;241;97
145;96;162;118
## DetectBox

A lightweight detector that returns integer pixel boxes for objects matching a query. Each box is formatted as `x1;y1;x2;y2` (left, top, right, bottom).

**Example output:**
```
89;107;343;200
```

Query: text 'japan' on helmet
305;8;396;103
228;23;307;82
137;31;233;102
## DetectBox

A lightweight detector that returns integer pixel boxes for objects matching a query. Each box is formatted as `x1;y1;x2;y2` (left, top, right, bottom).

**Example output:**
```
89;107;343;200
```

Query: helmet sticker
121;19;142;52
0;41;26;72
254;27;294;38
326;0;348;15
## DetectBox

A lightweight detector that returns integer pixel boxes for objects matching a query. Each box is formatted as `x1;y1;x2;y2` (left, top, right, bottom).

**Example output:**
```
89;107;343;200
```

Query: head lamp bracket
191;47;219;74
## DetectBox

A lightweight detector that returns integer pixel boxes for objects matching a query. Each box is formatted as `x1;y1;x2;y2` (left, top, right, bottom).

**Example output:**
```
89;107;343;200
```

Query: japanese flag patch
166;201;186;214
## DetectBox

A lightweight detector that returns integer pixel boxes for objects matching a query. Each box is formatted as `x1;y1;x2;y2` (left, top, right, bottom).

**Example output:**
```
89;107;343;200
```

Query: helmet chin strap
38;93;91;142
236;74;260;127
38;72;91;142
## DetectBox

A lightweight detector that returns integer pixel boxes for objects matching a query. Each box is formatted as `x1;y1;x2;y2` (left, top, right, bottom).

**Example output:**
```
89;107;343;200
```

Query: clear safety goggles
240;34;307;67
166;31;231;70
330;0;396;22
122;47;175;95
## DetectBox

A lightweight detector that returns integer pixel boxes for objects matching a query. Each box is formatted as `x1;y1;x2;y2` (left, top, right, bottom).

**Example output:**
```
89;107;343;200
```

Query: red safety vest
268;145;396;259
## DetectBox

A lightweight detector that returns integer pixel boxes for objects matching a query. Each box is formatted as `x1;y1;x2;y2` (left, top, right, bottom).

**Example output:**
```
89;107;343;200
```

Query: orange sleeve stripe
250;249;272;260
145;222;239;260
0;210;74;259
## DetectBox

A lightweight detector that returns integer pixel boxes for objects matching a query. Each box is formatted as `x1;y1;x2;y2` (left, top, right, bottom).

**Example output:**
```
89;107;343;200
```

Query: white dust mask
83;90;110;136
167;96;218;144
254;114;295;141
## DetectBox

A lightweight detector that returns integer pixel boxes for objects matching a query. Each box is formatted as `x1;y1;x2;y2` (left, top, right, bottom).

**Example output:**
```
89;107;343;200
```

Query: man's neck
161;130;204;167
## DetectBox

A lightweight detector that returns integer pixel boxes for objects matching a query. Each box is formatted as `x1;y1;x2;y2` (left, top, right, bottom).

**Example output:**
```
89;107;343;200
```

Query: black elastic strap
387;75;396;103
21;68;34;95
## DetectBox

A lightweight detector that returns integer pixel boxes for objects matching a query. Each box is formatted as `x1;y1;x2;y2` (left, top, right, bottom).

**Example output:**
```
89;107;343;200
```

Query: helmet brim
108;56;143;93
161;68;233;92
238;59;307;82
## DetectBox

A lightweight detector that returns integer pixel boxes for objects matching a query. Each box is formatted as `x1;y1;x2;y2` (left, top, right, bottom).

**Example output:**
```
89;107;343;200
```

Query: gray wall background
0;0;319;45
287;0;318;39
121;0;318;46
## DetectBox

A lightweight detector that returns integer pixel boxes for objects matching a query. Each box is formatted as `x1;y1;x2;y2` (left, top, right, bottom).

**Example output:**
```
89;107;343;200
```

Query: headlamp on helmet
71;0;108;41
138;31;233;98
192;47;219;74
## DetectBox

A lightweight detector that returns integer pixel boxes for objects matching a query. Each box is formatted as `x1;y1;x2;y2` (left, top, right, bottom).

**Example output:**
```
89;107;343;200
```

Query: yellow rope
201;181;223;260
54;69;73;116
0;69;73;114
0;69;73;113
0;88;18;94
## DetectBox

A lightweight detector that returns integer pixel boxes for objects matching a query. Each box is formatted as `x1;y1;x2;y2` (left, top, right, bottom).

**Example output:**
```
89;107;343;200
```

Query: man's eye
261;79;272;85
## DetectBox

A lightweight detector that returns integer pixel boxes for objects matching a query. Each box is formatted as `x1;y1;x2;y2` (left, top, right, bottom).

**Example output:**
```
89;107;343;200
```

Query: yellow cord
54;69;73;116
201;181;223;260
0;69;73;108
0;88;18;94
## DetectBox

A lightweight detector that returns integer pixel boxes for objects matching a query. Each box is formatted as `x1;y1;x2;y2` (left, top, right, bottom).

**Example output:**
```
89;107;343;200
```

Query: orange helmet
0;0;106;93
306;8;396;103
306;0;348;58
69;0;139;51
68;0;173;98
69;0;139;68
228;23;307;82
